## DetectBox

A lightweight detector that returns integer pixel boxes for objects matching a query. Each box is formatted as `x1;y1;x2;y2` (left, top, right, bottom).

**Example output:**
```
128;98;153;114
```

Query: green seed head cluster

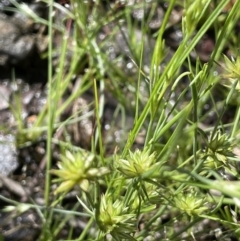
183;0;209;35
202;131;234;169
223;55;240;84
115;148;158;179
96;194;136;240
174;192;208;216
50;150;109;194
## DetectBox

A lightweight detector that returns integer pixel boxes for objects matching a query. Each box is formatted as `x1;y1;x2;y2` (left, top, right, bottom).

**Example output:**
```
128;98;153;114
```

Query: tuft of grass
2;0;240;240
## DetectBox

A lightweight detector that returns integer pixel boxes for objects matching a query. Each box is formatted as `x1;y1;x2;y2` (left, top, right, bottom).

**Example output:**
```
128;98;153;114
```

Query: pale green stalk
44;0;54;209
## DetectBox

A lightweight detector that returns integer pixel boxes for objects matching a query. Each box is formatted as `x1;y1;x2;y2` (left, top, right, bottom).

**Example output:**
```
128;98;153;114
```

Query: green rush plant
2;0;240;241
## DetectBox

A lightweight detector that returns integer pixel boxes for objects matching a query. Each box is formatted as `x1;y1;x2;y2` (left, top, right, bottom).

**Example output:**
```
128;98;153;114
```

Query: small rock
0;133;18;175
0;84;10;110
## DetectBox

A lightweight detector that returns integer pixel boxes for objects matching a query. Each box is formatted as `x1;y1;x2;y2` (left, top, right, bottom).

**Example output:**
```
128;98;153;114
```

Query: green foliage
2;0;240;240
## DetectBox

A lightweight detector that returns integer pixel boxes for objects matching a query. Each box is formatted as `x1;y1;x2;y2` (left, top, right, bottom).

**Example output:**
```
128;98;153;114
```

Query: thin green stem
44;0;54;209
77;216;95;241
93;79;105;166
231;105;240;138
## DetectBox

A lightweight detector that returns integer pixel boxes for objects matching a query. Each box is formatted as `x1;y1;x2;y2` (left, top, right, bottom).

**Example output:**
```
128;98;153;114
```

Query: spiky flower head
222;55;240;91
96;193;136;240
115;148;158;179
50;150;109;194
174;192;208;216
183;0;209;35
202;131;234;169
223;55;240;80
